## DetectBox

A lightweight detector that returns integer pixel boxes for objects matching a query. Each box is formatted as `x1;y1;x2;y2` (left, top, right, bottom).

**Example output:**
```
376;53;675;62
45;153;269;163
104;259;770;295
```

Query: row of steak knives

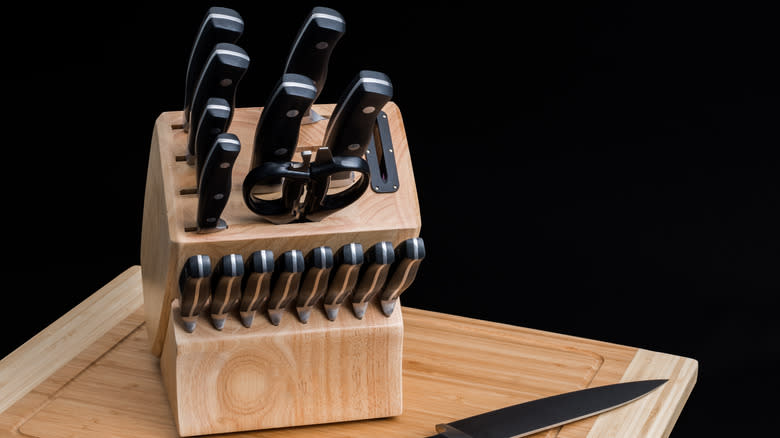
178;238;425;332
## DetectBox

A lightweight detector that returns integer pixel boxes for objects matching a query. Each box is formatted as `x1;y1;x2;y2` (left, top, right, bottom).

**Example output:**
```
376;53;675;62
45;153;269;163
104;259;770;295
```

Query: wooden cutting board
0;267;697;437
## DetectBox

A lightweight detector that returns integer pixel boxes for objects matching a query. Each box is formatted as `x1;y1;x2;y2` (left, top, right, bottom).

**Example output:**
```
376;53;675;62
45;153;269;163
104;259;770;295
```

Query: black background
2;1;777;436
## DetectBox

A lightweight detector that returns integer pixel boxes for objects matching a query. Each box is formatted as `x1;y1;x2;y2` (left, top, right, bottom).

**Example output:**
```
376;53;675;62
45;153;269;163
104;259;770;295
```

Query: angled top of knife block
141;101;421;356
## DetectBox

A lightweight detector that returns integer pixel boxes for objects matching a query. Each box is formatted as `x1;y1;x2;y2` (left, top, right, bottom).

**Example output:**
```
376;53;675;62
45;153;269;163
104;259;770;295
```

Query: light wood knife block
140;102;421;436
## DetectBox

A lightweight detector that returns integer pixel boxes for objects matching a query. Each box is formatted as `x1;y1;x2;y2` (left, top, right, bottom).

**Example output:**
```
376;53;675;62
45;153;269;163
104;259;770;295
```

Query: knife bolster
161;298;404;436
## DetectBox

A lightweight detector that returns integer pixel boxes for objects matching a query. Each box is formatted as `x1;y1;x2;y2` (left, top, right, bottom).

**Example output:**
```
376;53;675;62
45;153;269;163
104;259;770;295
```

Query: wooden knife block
140;102;421;436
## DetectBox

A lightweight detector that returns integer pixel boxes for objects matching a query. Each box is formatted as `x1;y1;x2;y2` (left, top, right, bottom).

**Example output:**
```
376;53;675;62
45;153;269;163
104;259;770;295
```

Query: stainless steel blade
301;108;326;124
433;379;666;438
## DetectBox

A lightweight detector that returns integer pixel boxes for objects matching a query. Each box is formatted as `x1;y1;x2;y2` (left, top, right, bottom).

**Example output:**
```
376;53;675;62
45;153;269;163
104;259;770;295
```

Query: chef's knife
186;42;249;165
283;6;345;123
426;379;667;438
351;241;394;319
182;7;244;132
380;237;425;316
178;254;212;333
323;243;363;321
196;133;240;233
295;246;334;323
210;253;244;330
266;250;305;325
250;73;317;173
239;250;274;328
322;70;393;158
193;97;232;184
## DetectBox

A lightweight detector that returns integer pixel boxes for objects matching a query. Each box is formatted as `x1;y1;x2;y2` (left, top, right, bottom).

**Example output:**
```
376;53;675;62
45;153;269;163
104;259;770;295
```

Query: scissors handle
242;161;309;224
305;155;371;222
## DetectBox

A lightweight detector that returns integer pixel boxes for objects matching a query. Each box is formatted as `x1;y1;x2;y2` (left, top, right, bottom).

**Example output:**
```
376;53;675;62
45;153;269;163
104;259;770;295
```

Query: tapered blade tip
352;302;368;319
182;321;197;333
324;305;340;321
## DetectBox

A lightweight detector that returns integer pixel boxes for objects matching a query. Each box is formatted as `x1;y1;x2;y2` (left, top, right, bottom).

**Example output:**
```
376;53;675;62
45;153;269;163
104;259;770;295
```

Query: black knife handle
178;254;212;332
192;97;232;177
183;7;244;132
283;6;345;102
322;70;393;158
210;254;244;330
295;246;334;323
303;149;371;222
267;250;305;325
197;133;240;233
239;250;275;327
187;42;249;161
251;73;317;169
352;241;395;305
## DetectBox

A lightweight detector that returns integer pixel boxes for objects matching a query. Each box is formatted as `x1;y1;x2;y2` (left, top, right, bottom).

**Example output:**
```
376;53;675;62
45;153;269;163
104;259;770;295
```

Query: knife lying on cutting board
426;379;667;438
182;7;244;132
283;6;345;123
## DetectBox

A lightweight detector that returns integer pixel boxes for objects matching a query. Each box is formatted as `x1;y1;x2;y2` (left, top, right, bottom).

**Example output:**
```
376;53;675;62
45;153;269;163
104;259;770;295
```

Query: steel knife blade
351;241;394;319
266;250;305;325
193;97;232;184
283;6;345;123
182;7;244;132
322;70;393;158
186;42;249;165
196;133;240;233
426;379;667;438
380;237;425;316
295;246;334;323
209;253;244;330
178;254;212;333
239;250;275;328
323;243;364;321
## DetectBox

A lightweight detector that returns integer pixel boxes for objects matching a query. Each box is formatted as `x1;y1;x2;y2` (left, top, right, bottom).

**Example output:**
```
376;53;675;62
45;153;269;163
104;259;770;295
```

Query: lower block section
160;299;404;436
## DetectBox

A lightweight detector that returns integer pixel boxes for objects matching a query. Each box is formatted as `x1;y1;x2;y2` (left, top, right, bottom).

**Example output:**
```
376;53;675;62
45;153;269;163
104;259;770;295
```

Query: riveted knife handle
197;133;240;233
192;97;232;178
251;73;317;169
178;255;212;332
183;7;244;132
322;70;393;158
210;254;244;330
283;6;345;102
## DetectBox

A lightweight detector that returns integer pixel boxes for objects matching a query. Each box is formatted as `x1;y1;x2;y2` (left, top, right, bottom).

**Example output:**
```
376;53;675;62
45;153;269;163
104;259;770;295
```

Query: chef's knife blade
250;73;317;173
323;243;363;321
267;250;305;325
193;97;232;185
210;254;244;330
427;379;667;438
380;237;425;316
283;6;345;123
196;133;240;233
186;42;249;165
295;246;334;323
351;241;394;319
239;250;274;327
322;70;393;158
182;7;244;132
178;254;212;333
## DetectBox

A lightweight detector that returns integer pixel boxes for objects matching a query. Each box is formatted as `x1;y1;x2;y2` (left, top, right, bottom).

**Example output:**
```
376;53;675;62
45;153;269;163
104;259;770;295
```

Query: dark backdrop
2;1;777;435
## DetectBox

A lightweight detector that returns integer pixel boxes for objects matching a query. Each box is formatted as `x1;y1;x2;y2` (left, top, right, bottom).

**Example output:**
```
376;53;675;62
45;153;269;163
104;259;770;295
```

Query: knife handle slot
171;122;184;130
175;155;188;162
180;188;198;195
184;226;197;232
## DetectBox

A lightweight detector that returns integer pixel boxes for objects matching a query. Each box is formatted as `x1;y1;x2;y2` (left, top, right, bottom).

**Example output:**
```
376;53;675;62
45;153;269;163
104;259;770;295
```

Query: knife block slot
141;102;420;436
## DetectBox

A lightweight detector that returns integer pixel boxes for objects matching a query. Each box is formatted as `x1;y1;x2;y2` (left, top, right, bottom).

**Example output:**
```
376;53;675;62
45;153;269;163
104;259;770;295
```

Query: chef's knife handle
250;73;317;169
322;70;393;158
210;254;244;330
283;6;345;102
178;254;212;333
183;7;244;132
197;133;240;233
192;97;232;177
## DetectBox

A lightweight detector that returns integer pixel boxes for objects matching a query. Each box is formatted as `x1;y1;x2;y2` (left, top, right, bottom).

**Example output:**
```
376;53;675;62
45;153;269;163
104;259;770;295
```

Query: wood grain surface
0;266;696;438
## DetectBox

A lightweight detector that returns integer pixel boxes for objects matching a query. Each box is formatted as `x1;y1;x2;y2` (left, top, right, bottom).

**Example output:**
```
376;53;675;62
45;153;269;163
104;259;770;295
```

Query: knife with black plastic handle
351;241;394;319
283;6;345;124
250;73;317;173
380;237;425;316
426;379;667;437
295;246;334;323
182;7;244;132
209;254;244;330
186;42;249;165
323;243;363;321
196;133;240;233
322;70;393;158
193;97;232;186
239;250;274;328
266;250;305;325
178;254;212;333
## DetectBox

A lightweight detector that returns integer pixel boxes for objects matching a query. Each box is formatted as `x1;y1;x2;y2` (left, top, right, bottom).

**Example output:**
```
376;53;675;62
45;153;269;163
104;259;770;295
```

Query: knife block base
160;299;404;437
